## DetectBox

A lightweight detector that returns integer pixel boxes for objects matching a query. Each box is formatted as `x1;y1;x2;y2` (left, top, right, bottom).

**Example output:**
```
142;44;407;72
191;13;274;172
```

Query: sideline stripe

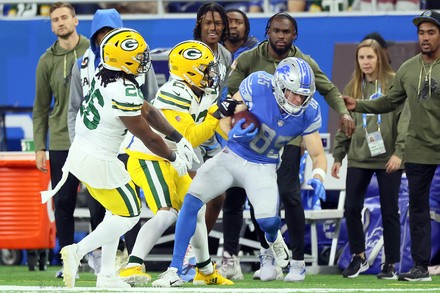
1;286;440;292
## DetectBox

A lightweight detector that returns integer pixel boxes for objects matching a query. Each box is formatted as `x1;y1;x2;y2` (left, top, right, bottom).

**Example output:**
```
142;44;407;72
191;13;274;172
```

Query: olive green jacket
33;35;89;151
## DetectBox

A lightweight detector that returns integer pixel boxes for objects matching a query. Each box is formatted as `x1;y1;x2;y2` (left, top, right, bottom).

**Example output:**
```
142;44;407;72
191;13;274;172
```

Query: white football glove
170;153;188;177
176;137;200;169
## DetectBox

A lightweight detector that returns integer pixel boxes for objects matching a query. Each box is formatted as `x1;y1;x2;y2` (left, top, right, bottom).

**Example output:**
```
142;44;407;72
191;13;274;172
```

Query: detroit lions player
118;40;234;286
152;57;327;287
48;28;196;289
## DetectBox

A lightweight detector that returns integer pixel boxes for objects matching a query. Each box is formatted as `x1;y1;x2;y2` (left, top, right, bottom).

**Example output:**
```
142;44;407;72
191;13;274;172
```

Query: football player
119;40;236;286
50;28;196;288
152;57;327;287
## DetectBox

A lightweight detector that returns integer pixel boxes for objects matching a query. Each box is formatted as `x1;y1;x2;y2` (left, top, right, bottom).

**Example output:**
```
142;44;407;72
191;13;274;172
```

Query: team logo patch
422;10;432;17
182;48;202;60
81;56;89;68
121;38;139;51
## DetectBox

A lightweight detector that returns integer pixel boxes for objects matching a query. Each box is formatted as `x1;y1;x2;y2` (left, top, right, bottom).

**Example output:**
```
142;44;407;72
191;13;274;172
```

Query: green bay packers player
51;28;196;289
119;40;237;286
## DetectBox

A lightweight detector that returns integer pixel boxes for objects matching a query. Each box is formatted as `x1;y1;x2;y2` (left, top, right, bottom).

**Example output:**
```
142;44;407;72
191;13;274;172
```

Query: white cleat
284;260;306;282
218;251;244;280
253;248;284;281
152;267;183;287
267;230;291;268
60;244;81;288
96;273;131;288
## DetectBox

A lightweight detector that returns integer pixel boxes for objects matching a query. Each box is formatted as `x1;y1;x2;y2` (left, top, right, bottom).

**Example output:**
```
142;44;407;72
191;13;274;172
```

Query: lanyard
362;80;381;133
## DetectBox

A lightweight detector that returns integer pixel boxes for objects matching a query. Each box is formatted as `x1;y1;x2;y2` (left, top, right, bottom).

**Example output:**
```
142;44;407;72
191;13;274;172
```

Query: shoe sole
344;263;369;279
377;275;398;280
398;276;432;282
121;275;151;286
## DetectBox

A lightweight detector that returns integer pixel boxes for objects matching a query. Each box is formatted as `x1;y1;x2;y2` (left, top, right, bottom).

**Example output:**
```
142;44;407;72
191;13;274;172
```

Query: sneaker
377;263;397;280
342;255;369;278
120;265;151;286
97;273;131;288
152;267;183;287
266;230;290;268
398;265;432;282
253;248;284;281
218;251;244;280
284;260;306;282
193;265;234;285
181;256;196;282
88;250;102;276
60;244;81;288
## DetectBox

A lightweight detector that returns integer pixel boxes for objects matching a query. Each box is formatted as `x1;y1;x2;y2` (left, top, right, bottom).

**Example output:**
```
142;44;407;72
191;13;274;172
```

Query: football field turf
0;266;439;293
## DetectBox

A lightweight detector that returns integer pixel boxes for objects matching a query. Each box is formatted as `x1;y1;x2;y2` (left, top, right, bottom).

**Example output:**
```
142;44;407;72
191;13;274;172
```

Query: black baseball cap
413;10;440;28
362;32;394;49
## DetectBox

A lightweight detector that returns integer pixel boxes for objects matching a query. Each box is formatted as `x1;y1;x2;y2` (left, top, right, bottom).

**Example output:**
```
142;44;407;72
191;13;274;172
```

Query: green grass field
0;265;440;293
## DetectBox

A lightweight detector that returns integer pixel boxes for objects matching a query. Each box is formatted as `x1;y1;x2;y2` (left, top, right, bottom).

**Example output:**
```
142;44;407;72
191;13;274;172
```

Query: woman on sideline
331;39;409;279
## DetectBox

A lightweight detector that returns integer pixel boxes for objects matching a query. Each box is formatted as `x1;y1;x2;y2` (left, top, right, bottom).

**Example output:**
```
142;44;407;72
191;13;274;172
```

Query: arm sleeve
393;100;410;159
68;60;82;143
332;129;350;163
228;54;249;96
32;57;52;151
161;107;220;148
142;65;159;103
355;70;408;113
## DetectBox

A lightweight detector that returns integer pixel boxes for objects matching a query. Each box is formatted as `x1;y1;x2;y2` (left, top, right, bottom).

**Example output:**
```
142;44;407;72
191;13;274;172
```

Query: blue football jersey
227;71;322;164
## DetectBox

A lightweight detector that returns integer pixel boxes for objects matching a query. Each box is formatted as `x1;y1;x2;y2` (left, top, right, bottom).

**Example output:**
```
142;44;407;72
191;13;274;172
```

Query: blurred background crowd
1;0;440;17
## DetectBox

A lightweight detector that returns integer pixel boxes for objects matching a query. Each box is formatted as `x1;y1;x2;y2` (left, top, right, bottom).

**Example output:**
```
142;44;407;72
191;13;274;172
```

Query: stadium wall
0;14;418;150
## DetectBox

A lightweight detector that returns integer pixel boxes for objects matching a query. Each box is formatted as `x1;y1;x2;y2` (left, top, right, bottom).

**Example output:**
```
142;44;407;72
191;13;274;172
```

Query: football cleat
151;267;183;287
120;265;151;286
193;263;234;286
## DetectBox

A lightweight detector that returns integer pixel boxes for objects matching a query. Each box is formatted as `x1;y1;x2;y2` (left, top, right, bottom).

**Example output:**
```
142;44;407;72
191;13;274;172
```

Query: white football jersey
67;75;143;189
125;78;217;156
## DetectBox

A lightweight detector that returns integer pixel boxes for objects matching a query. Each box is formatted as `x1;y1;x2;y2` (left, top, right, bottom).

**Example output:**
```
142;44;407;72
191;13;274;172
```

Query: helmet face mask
204;61;220;89
169;40;219;91
101;28;151;75
273;57;316;116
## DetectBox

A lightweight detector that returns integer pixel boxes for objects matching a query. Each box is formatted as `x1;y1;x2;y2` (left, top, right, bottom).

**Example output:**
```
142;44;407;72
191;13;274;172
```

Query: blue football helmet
273;57;316;116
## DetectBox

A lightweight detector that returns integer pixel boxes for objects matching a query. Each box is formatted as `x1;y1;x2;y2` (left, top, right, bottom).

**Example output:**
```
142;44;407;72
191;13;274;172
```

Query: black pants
222;145;304;260
405;162;438;267
49;150;79;250
344;167;401;263
276;145;304;260
222;187;246;255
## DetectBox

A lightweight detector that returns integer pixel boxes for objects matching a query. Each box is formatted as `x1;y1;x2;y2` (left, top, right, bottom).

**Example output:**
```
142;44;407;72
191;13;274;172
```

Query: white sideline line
1;287;440;293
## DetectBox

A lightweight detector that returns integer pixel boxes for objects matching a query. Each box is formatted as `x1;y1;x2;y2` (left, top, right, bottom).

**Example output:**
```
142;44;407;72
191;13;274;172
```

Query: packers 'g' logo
182;48;202;60
121;39;139;51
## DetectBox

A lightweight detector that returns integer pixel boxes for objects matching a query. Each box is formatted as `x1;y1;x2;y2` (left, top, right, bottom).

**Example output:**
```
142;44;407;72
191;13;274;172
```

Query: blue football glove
307;178;326;202
228;118;258;143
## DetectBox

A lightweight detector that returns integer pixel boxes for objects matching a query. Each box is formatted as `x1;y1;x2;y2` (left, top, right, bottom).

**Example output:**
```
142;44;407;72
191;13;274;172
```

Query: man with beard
223;9;259;61
228;12;354;282
343;10;440;282
32;1;89;278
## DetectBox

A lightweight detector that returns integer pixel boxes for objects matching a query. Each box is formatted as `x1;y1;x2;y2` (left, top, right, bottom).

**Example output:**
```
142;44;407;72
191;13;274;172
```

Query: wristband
169;130;183;143
311;168;326;181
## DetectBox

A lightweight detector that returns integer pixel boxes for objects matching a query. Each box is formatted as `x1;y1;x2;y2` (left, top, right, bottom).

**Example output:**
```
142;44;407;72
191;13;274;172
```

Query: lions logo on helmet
273;57;316;116
168;40;220;91
100;28;151;75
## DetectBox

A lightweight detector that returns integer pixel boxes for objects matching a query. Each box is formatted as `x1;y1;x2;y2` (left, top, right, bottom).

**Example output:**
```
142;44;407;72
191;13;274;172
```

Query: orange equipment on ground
0;152;56;249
